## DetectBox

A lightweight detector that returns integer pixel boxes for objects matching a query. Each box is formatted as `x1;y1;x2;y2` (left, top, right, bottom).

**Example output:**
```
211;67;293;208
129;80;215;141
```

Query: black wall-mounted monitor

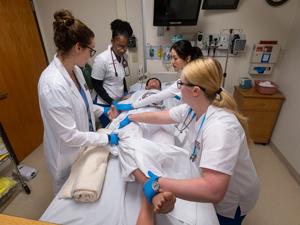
202;0;240;10
153;0;202;26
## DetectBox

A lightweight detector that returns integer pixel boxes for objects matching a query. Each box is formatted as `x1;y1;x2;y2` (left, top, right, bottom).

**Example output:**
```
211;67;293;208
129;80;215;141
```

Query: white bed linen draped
40;154;219;225
40;86;219;225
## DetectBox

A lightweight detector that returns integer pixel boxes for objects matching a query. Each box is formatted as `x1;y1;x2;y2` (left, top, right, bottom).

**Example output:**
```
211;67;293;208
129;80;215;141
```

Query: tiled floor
2;144;300;225
244;144;300;225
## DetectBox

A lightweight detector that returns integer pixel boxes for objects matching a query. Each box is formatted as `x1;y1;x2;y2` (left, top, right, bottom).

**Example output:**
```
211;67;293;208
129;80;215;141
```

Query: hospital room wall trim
270;142;300;185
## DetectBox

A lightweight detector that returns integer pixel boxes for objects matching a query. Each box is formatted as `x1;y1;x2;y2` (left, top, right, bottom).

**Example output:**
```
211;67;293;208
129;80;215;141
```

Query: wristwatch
152;180;160;193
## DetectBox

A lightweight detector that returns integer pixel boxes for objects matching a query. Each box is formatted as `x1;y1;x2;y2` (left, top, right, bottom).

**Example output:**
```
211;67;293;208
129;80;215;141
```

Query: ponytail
212;89;252;145
191;46;203;60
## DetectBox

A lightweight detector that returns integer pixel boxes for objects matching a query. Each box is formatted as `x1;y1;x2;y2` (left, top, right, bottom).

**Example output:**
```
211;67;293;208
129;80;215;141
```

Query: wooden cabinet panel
234;86;285;144
243;110;278;143
236;98;282;112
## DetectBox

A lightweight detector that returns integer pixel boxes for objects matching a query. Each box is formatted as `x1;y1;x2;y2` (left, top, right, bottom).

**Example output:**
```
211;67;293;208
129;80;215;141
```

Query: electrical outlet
219;34;230;50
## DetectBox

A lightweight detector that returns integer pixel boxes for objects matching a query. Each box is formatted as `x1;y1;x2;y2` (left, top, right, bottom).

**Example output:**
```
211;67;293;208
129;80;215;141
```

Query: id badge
193;140;202;161
194;140;200;150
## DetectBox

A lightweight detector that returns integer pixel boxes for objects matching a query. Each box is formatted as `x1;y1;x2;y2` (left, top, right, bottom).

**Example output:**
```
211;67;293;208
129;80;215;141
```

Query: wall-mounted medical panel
250;44;280;64
249;63;274;75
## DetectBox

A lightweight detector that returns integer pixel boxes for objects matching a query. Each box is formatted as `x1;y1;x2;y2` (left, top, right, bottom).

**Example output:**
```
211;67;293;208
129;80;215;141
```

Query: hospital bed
40;74;220;225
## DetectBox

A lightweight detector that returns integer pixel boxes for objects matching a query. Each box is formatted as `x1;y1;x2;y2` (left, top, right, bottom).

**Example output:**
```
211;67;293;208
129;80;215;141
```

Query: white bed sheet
40;155;219;225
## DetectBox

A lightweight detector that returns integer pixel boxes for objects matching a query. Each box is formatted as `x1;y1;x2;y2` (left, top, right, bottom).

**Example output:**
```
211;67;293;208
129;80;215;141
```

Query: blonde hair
182;58;252;145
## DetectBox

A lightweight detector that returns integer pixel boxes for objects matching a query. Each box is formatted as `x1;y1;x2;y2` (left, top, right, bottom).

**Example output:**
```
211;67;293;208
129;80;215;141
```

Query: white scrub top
169;104;260;218
133;80;180;108
91;45;127;104
38;55;109;194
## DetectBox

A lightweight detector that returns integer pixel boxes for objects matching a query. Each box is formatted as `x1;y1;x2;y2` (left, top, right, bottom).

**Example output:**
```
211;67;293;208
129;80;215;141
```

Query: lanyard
79;86;94;132
190;112;207;162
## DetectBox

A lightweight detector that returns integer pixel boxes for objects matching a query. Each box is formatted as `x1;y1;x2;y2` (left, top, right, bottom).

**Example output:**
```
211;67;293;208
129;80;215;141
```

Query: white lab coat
38;55;109;194
169;104;259;218
91;45;127;104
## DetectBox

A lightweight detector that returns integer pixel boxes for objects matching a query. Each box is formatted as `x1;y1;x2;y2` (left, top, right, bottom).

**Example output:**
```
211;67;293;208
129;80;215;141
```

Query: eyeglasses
86;46;97;57
176;79;206;92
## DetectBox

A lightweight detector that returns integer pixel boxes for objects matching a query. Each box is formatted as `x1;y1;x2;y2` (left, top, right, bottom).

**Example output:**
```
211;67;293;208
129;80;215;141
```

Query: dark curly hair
110;19;133;39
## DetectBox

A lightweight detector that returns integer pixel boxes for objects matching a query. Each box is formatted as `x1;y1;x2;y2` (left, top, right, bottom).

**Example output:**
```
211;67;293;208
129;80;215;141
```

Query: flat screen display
153;0;202;26
202;0;240;9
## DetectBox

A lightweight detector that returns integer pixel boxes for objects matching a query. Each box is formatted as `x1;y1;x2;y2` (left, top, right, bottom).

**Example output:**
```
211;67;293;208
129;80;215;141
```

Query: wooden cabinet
233;86;285;144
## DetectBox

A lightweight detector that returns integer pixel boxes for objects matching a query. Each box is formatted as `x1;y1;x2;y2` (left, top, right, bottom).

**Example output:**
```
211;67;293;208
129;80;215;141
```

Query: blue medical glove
174;95;181;100
143;171;160;203
108;133;119;145
118;115;132;129
103;106;110;116
114;103;134;111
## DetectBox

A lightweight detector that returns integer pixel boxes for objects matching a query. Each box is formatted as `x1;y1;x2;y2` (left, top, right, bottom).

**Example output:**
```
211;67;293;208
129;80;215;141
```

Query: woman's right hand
107;133;119;145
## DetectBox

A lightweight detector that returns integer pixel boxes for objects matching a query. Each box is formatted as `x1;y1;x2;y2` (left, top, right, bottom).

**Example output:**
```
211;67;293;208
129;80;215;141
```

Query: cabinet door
243;110;278;143
0;0;47;161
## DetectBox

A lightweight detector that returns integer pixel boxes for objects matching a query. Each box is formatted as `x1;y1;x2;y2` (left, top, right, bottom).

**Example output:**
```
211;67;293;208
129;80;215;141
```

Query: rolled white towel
59;145;109;202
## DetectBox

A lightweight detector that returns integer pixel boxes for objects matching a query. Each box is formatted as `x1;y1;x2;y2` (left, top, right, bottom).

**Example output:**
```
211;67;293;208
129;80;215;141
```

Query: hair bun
110;19;133;37
110;19;123;31
53;9;75;30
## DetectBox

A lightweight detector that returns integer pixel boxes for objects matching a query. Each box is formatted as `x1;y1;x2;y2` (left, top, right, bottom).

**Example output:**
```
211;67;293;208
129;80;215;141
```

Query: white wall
125;0;144;85
142;0;298;93
33;0;144;85
271;1;300;174
33;0;117;61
